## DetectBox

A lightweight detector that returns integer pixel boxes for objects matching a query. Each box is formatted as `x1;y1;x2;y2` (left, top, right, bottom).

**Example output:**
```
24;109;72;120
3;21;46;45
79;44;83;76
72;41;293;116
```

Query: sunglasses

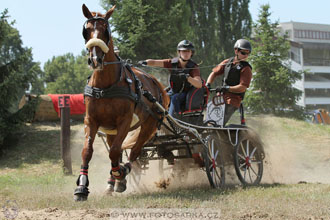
239;50;250;55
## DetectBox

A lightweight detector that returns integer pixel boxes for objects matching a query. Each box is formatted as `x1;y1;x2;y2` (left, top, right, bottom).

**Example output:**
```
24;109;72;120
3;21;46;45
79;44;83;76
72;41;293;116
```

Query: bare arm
187;75;202;88
207;71;247;93
146;59;165;67
206;71;217;84
228;84;247;93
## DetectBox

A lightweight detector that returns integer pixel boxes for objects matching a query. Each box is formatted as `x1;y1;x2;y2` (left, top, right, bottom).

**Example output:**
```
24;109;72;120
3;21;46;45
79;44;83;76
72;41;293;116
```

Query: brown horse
74;4;170;201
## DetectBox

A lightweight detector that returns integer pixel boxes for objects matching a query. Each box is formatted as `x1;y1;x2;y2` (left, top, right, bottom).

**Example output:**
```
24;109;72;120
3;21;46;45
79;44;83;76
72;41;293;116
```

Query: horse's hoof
105;183;115;195
116;179;127;193
74;194;88;201
74;186;89;201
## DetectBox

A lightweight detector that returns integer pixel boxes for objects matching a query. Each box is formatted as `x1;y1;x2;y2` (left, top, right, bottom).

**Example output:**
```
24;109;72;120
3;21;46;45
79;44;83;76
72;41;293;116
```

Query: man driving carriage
206;39;252;126
138;40;202;116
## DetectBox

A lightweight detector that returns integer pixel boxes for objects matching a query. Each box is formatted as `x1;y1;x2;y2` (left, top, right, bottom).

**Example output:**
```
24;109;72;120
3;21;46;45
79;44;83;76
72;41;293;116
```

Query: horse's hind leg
129;118;158;162
74;118;98;201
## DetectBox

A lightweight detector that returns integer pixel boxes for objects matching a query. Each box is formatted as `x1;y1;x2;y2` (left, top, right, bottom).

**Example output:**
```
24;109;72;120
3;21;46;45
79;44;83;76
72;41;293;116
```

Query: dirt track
68;116;330;193
2;116;330;219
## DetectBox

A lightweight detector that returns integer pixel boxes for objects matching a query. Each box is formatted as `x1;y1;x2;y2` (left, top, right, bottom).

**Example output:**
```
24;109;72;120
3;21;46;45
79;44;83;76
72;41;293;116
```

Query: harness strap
125;64;142;103
84;85;138;102
223;57;235;86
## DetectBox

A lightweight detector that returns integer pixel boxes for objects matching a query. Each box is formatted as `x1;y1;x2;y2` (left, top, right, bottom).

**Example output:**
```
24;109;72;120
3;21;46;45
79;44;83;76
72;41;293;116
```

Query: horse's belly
99;113;139;135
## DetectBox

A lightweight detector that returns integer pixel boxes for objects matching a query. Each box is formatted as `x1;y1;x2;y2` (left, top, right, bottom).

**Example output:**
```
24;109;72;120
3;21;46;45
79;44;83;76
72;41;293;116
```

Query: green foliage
188;0;252;77
0;9;43;149
43;51;92;94
100;0;251;79
101;0;190;60
245;4;304;118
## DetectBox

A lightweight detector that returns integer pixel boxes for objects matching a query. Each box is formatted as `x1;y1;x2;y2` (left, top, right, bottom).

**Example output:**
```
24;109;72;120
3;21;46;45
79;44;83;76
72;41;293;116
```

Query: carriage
97;86;265;189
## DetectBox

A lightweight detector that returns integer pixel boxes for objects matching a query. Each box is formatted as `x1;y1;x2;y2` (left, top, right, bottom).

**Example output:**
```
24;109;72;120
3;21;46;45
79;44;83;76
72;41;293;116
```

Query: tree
100;0;191;60
188;0;252;77
245;4;303;117
0;9;42;150
100;0;251;80
43;51;92;94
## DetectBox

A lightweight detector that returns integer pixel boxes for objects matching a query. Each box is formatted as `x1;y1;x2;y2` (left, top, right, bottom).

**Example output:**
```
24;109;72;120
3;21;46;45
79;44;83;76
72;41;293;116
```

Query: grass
0;118;330;219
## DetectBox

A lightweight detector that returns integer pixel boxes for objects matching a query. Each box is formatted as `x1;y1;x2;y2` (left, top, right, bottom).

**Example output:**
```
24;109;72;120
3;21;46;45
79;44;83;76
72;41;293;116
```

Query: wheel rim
206;136;224;187
236;139;262;185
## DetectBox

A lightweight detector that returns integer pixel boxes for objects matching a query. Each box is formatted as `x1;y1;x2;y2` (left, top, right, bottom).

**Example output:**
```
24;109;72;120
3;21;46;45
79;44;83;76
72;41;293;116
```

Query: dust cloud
69;115;330;196
70;124;209;195
247;116;330;184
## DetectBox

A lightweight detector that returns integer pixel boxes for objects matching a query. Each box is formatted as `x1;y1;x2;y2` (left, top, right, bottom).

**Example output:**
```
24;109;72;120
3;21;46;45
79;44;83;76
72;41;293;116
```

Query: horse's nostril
88;58;92;65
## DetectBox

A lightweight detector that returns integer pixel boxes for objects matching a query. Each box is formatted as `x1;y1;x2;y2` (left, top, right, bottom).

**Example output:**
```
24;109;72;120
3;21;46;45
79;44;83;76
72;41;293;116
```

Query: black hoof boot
74;186;89;201
111;163;132;180
116;179;127;193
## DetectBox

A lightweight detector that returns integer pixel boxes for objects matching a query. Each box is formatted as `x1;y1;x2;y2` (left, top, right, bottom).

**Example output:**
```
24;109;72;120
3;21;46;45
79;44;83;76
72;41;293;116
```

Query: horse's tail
122;68;170;150
122;127;141;150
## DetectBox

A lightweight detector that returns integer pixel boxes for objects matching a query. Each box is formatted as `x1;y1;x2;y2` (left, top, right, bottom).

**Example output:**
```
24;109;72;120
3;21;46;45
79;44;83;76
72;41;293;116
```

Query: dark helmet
177;40;195;54
234;39;252;52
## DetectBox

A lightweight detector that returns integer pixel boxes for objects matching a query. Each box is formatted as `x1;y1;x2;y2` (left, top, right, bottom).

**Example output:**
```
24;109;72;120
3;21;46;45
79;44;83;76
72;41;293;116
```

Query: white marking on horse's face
93;30;99;39
92;47;97;58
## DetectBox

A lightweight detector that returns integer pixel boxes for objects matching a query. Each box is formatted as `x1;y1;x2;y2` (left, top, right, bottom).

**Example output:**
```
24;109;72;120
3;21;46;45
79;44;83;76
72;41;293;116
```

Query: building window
290;46;301;64
305;88;330;98
303;42;330;66
294;29;330;40
305;72;330;82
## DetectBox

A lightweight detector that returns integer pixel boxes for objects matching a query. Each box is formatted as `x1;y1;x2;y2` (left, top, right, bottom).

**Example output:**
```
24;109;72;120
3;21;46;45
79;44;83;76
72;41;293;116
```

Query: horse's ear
82;4;93;19
105;5;116;20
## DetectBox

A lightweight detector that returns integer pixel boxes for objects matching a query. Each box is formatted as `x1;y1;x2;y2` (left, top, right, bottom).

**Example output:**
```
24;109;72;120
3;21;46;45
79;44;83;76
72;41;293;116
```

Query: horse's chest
86;98;134;119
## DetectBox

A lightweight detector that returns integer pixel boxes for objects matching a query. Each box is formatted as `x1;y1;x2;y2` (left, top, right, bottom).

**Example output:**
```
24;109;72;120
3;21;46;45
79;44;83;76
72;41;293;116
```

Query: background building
279;22;330;111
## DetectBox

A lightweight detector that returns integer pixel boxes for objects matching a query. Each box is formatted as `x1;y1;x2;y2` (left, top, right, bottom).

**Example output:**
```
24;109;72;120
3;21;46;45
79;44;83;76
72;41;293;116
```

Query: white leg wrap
79;175;88;186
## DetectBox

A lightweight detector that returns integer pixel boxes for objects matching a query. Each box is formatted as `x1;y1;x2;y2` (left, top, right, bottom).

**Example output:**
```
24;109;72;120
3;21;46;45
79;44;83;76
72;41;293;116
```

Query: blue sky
2;0;330;69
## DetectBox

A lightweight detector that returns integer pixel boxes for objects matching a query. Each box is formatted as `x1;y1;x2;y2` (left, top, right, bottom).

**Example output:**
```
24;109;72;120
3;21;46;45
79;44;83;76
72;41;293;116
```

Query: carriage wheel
233;136;263;185
203;134;225;188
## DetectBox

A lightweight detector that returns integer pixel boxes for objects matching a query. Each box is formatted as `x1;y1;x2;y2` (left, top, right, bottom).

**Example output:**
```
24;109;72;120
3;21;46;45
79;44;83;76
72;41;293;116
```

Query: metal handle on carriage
208;88;225;106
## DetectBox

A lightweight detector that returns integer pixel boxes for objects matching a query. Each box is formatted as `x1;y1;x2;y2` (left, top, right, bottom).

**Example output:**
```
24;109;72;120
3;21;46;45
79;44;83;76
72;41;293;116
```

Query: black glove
216;85;230;93
206;83;212;90
137;60;147;66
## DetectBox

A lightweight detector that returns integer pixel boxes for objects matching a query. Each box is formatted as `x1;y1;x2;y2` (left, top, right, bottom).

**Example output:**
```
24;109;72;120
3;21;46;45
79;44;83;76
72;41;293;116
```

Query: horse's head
82;4;115;70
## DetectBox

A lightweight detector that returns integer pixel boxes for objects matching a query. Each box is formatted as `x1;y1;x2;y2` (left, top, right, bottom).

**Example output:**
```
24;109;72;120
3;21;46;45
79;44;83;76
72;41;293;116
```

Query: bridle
83;16;116;68
82;16;112;45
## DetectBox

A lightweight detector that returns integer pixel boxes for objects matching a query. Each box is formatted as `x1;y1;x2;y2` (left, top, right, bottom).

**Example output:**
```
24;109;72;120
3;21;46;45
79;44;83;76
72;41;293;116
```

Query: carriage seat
180;82;209;115
175;83;209;126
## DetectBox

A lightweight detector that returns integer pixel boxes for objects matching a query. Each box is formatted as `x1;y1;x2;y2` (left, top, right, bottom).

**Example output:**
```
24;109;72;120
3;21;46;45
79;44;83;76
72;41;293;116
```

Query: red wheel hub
245;156;251;167
212;158;216;168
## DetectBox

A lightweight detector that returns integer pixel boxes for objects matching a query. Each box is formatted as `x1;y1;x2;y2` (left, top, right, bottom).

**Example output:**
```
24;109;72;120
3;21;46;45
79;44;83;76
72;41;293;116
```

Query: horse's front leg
74;117;98;201
108;121;132;193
